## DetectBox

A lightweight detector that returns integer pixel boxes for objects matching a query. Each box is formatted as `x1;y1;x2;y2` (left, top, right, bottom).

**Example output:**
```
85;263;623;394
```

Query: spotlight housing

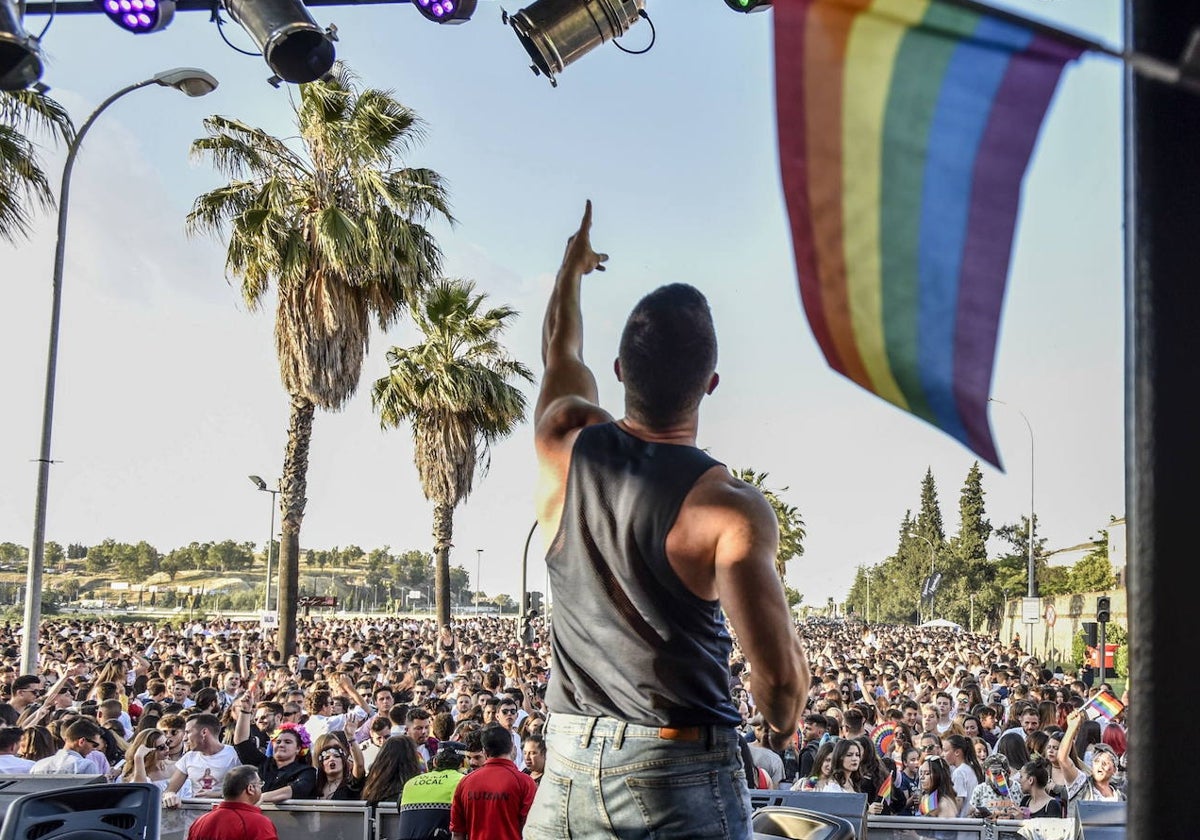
222;0;336;84
96;0;175;33
0;0;44;90
508;0;644;87
724;0;771;11
414;0;477;24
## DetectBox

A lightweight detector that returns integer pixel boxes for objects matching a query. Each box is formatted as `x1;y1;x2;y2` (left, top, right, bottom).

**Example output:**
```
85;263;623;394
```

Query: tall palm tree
371;278;532;625
187;64;451;655
733;468;806;583
0;89;73;243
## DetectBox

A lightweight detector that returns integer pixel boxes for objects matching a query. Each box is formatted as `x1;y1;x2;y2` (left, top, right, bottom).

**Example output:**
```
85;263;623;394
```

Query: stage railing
160;795;1105;840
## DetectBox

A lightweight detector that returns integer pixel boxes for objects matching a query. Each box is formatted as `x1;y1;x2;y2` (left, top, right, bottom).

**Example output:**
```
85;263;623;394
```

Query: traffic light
531;591;543;614
1096;596;1111;623
523;592;533;612
724;0;771;12
1082;621;1098;648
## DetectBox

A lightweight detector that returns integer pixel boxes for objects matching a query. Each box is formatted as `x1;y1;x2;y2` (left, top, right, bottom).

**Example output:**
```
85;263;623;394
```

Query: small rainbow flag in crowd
873;722;898;757
1083;689;1125;721
919;791;938;816
774;0;1084;467
877;772;895;800
992;769;1010;798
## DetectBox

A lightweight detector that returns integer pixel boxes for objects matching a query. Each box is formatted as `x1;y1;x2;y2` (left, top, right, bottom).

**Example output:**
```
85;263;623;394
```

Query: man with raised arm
524;202;810;839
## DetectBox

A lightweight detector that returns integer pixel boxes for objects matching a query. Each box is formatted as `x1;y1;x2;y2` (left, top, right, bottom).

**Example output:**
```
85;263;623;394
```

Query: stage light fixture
222;0;336;84
1;0;44;90
96;0;175;33
414;0;477;24
507;0;645;87
723;0;771;11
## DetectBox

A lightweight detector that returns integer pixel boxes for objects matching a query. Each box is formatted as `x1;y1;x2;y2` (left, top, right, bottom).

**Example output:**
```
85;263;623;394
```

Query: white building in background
1043;516;1126;583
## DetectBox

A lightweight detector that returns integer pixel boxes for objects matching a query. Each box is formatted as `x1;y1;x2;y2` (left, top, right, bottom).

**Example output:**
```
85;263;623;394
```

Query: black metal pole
1127;2;1200;838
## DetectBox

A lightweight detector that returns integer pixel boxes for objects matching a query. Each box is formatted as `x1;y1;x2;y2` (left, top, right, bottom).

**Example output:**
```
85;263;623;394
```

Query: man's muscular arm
715;485;809;736
534;200;608;426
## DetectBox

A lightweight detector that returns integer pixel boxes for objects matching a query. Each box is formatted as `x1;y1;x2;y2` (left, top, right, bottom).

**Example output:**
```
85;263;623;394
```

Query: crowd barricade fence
156;794;1123;840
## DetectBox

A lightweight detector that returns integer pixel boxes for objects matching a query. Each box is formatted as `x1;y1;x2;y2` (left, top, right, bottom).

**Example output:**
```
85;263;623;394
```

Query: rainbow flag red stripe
878;773;895;799
774;0;1083;466
1083;689;1125;721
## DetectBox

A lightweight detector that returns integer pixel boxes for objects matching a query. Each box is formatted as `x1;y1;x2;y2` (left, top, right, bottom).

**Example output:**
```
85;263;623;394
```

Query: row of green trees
844;464;1119;629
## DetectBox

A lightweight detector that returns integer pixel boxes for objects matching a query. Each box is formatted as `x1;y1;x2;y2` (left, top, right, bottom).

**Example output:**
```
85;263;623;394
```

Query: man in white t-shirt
162;713;239;805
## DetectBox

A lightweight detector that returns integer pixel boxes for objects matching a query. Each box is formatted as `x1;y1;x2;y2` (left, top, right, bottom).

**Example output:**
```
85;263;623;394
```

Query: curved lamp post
22;68;219;674
989;398;1037;598
249;475;280;612
909;531;936;622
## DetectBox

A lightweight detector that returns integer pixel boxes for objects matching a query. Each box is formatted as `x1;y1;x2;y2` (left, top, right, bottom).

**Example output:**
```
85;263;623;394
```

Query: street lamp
475;549;482;613
21;67;218;674
909;531;935;622
989;398;1037;598
248;475;279;612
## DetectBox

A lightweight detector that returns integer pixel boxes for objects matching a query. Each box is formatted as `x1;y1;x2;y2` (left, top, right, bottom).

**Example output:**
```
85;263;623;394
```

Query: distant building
1043;517;1126;584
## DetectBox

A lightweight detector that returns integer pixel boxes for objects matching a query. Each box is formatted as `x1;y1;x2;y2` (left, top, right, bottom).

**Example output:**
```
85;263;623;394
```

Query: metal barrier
166;799;372;840
158;795;1098;840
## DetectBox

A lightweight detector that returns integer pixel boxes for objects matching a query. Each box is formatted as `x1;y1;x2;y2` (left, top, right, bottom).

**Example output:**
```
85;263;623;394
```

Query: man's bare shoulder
686;467;777;528
534;396;613;457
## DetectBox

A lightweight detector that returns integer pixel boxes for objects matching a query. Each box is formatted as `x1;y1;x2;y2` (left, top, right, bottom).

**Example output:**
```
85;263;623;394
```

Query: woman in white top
121;729;174;791
821;738;864;794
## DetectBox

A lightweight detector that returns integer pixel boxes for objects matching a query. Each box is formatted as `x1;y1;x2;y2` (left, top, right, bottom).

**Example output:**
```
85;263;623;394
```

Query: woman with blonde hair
121;728;174;790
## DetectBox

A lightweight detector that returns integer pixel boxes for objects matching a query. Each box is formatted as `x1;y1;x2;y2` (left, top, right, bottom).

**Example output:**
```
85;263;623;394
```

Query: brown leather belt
657;726;705;741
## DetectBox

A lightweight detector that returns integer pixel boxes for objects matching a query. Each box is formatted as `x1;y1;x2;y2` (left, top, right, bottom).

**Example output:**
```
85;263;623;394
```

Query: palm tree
371;278;532;625
187;64;451;655
0;89;73;242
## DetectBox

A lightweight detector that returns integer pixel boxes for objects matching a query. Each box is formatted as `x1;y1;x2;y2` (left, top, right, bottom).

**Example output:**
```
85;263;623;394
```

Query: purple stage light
95;0;174;32
414;0;475;24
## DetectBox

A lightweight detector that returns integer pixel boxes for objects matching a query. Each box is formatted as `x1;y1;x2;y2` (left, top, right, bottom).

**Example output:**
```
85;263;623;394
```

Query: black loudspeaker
0;781;158;840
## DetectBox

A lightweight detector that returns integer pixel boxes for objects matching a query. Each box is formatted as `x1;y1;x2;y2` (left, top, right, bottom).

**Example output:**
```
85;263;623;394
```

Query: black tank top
544;422;741;727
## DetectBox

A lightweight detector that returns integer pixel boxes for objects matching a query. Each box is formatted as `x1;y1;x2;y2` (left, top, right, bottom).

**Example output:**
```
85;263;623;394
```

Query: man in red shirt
450;725;537;840
186;765;278;840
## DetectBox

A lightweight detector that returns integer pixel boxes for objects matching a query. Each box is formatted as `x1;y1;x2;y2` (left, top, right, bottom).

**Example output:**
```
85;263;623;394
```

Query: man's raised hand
561;200;609;276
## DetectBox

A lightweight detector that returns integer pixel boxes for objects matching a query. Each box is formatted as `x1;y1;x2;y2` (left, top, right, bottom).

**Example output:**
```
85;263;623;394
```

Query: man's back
186;801;278;840
398;768;462;840
450;758;536;840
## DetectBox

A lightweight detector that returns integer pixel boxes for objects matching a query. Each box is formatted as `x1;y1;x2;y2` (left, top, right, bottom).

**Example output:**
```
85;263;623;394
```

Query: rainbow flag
992;769;1010;798
774;0;1084;467
877;772;895;799
919;790;938;815
1083;689;1125;721
873;722;898;757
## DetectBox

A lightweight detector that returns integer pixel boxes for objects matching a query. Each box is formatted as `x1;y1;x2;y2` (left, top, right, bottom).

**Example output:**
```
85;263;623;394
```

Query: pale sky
0;1;1125;605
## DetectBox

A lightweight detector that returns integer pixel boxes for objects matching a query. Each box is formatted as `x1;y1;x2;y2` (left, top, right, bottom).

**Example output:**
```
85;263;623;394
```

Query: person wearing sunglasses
122;729;174;790
312;733;364;800
233;696;317;804
29;716;105;775
184;765;277;840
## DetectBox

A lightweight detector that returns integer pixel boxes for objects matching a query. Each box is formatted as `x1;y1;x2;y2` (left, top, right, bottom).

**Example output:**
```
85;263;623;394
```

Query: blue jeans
523;713;752;839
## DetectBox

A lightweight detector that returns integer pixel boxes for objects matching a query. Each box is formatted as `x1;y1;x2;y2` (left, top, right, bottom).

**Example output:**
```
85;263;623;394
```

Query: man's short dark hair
64;717;102;743
804;712;828;729
223;765;260;799
189;713;222;737
480;724;512;758
12;675;41;693
406;708;431;724
0;728;22;751
618;284;717;427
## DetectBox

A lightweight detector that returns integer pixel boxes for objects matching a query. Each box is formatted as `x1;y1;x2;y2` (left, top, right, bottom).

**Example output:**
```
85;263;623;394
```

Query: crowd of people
0;613;1126;836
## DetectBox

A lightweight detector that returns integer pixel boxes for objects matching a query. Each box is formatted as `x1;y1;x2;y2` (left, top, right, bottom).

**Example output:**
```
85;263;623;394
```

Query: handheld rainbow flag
919;790;938;816
774;0;1084;467
992;769;1010;798
1083;689;1125;721
877;772;895;800
873;722;898;757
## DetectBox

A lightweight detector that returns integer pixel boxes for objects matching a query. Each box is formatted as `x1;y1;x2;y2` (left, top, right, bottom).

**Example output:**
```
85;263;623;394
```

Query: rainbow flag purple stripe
774;0;1083;466
1083;689;1125;721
